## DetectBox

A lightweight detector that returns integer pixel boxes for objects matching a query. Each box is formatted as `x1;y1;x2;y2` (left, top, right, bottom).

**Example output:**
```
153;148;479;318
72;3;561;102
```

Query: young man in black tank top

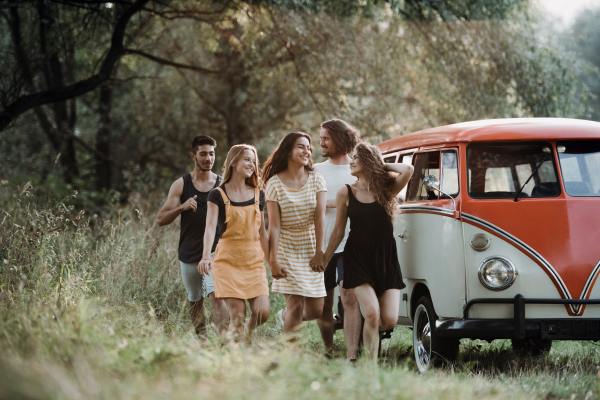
157;135;228;337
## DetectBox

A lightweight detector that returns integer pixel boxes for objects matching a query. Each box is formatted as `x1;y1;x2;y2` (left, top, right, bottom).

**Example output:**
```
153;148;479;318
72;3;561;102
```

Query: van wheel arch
410;283;431;321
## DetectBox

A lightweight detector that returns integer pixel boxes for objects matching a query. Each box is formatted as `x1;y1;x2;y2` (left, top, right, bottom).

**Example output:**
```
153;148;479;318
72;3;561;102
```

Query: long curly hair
354;142;398;218
262;132;314;183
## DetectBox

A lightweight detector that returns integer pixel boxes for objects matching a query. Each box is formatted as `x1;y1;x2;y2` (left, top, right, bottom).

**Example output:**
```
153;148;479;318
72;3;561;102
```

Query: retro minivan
338;118;600;371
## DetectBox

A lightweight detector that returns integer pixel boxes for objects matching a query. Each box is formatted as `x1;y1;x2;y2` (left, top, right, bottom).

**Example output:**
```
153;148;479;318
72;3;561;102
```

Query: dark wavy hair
354;142;398;217
262;132;314;183
320;119;360;156
191;135;216;153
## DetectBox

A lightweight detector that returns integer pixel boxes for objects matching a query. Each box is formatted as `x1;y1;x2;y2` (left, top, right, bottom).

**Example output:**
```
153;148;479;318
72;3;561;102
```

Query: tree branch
123;49;222;74
0;0;150;131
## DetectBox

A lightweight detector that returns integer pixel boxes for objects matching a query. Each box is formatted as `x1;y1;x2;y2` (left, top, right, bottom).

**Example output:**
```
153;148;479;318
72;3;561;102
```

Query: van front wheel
413;296;459;372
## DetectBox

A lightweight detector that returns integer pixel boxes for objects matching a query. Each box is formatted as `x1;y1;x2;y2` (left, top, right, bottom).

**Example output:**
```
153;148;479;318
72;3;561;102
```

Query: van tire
511;338;552;356
413;296;459;372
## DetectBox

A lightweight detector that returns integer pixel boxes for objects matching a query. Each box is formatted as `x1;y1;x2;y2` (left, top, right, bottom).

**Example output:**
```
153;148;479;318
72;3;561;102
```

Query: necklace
355;182;370;192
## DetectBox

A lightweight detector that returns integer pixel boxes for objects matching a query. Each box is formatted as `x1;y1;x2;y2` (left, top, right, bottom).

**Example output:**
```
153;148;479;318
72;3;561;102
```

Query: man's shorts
324;252;345;292
179;253;215;302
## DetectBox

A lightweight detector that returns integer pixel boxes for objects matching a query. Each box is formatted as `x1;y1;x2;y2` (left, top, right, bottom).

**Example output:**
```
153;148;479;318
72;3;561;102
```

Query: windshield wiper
514;154;549;202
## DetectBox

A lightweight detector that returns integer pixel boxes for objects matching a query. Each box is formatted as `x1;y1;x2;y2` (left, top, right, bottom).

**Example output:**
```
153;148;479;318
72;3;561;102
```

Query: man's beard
322;148;341;158
196;160;212;171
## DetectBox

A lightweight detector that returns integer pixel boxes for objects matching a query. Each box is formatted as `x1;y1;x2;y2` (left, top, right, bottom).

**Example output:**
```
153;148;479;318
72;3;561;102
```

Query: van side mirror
423;175;440;191
422;174;460;220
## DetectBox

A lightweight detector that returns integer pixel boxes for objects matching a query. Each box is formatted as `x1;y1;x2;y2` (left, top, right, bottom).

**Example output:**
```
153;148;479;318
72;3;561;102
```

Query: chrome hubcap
414;305;432;371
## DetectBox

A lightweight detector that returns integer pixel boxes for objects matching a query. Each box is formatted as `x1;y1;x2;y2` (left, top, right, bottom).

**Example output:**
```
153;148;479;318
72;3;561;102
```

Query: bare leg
303;297;325;321
223;298;247;338
208;292;229;336
340;280;362;360
283;295;324;343
189;298;207;337
247;295;271;335
317;289;335;356
377;289;400;331
284;295;304;344
353;284;380;362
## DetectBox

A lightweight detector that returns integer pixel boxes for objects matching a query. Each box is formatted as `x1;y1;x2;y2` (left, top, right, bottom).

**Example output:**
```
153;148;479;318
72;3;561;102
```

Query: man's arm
323;186;349;266
157;178;196;226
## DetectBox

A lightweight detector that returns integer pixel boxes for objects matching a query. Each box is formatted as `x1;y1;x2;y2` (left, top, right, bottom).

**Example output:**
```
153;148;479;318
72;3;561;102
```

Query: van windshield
467;143;560;199
557;141;600;197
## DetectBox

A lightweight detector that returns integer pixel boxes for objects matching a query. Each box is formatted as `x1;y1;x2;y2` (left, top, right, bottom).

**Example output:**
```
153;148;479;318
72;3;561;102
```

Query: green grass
1;184;600;400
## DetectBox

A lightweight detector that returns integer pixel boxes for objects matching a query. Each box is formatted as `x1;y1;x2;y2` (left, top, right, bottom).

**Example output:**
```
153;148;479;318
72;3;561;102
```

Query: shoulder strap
254;187;260;204
216;187;231;224
216;187;229;204
346;184;358;202
214;175;222;188
180;174;190;200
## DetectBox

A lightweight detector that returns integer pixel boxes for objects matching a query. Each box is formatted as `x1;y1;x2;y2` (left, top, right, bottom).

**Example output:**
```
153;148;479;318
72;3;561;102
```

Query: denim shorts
179;253;215;302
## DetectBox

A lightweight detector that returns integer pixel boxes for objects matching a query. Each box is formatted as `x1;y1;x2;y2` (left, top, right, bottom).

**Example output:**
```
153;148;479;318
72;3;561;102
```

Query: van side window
467;143;560;199
397;153;414;201
406;151;440;201
399;154;413;165
441;150;459;198
557;140;600;197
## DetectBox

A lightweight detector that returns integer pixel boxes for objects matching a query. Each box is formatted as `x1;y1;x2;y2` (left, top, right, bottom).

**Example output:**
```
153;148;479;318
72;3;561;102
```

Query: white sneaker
276;309;285;329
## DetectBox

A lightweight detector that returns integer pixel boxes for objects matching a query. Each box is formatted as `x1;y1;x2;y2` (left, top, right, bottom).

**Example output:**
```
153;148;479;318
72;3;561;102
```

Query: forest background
2;0;599;206
2;1;600;399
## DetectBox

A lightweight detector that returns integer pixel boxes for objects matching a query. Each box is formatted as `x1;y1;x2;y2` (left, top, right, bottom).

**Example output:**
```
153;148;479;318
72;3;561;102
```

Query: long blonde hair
220;144;262;188
354;142;398;218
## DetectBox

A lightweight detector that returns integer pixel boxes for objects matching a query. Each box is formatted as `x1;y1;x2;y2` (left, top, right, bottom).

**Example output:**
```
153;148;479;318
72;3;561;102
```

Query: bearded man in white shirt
314;119;362;361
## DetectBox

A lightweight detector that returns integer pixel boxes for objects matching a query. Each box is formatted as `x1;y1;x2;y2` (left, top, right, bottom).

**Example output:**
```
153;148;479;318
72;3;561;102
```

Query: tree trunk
96;84;113;192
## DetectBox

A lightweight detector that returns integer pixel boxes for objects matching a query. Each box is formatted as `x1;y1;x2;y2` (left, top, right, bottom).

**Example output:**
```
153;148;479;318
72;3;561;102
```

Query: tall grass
1;182;599;399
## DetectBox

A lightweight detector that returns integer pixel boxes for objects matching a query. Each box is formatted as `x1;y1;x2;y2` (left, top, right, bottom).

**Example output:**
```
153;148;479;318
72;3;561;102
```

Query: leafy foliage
0;0;591;206
569;8;600;121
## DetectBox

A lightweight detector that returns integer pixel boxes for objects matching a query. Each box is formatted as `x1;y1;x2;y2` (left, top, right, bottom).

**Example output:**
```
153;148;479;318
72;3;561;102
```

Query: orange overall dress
211;187;269;299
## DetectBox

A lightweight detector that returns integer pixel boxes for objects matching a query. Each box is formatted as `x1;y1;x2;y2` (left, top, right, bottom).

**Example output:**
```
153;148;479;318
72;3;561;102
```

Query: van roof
378;118;600;154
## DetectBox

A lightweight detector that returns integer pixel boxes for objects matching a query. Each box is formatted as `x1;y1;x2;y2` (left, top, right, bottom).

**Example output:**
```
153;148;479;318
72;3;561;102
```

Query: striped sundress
265;171;327;298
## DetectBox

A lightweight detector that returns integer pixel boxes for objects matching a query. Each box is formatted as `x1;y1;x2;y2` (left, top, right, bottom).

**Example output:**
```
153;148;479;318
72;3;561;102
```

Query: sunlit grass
1;183;599;399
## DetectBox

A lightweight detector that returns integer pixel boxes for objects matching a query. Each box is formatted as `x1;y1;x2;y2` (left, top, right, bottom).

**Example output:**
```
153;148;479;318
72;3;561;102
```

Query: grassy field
1;184;600;400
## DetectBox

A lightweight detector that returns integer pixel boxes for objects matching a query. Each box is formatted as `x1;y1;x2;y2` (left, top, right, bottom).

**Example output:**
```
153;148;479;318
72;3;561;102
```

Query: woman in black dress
321;142;413;361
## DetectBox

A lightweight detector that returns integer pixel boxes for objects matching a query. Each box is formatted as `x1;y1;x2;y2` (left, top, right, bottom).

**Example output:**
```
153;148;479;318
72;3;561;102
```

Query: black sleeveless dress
342;184;405;296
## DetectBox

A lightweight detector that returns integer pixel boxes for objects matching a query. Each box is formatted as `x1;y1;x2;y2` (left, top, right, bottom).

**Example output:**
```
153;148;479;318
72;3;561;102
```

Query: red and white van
372;118;600;371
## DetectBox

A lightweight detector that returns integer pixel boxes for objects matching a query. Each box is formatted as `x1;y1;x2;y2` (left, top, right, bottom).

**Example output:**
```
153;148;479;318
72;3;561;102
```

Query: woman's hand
309;252;326;273
198;258;212;276
270;260;289;280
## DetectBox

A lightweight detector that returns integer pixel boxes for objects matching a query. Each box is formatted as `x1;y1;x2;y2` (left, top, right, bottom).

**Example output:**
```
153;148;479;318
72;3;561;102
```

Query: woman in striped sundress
263;132;327;343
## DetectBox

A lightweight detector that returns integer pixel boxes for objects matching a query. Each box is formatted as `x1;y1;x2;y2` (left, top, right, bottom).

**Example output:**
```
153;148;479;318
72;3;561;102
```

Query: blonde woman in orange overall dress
199;145;270;338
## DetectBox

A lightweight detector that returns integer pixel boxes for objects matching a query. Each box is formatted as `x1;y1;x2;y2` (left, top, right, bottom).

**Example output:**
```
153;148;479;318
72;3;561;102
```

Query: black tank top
346;184;394;239
178;173;223;263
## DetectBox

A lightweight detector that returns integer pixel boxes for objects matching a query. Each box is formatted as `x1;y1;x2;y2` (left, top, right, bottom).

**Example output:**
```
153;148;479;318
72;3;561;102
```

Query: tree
0;0;590;201
569;8;600;121
0;0;151;184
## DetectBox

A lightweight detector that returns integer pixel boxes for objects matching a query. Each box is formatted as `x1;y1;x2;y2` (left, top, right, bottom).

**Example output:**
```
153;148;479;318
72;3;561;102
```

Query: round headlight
478;256;517;291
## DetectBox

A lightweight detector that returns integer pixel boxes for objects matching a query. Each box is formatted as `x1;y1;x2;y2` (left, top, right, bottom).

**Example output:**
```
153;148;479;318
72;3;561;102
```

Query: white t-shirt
314;160;355;254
